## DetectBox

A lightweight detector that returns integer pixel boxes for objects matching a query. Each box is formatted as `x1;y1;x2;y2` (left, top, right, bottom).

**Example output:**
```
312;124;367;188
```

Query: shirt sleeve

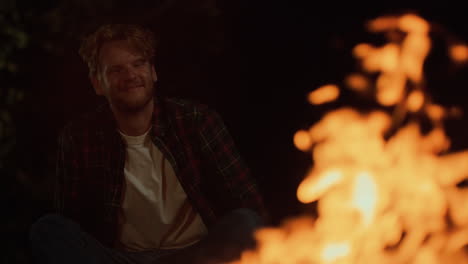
54;125;78;217
197;107;268;221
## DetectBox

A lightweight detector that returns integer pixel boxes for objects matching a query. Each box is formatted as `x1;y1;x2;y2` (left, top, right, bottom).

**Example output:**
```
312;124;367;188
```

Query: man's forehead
99;40;144;64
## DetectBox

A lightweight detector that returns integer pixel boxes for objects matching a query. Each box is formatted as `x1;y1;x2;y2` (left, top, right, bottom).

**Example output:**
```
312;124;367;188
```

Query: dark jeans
29;208;262;264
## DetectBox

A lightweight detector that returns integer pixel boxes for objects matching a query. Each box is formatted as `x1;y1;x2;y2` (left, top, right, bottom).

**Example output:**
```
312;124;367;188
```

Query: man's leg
30;210;262;264
160;208;263;264
202;207;262;260
29;214;140;264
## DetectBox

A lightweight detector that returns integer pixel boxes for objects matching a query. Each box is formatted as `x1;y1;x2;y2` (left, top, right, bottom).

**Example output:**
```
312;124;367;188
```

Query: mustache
124;81;144;88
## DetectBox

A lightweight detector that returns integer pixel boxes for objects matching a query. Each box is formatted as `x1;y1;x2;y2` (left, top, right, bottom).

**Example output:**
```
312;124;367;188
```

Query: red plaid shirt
55;97;265;248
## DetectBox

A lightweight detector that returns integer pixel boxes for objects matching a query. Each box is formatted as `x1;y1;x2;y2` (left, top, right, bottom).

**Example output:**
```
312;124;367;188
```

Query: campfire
232;13;468;264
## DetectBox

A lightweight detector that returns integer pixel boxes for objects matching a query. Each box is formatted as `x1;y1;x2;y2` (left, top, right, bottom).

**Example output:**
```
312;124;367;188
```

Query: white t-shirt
118;129;208;251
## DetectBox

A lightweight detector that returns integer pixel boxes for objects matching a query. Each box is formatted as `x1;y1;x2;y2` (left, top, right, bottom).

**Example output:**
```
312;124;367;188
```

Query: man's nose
123;67;137;80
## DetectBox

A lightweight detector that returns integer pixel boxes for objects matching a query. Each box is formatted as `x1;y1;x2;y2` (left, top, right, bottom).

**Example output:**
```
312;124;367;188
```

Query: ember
231;13;468;264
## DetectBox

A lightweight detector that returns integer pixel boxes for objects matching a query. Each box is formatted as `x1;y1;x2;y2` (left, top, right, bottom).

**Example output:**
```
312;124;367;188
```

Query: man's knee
29;214;102;264
201;208;262;261
227;208;263;230
29;214;78;243
211;208;263;244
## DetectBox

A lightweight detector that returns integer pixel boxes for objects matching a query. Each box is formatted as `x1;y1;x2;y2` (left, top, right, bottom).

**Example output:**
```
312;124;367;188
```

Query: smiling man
29;24;266;264
94;39;156;117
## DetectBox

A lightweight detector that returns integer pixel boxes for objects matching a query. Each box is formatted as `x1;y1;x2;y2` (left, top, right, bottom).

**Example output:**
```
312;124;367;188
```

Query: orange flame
425;104;446;121
308;85;340;105
230;13;468;264
345;73;370;92
321;242;351;262
406;90;425;112
297;169;343;204
450;44;468;63
293;130;312;152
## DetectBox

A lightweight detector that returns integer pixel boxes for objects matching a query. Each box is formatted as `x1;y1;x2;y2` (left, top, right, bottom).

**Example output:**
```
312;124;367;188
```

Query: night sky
3;1;468;262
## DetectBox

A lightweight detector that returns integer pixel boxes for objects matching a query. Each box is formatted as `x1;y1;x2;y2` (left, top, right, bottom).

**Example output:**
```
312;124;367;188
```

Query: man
30;24;266;264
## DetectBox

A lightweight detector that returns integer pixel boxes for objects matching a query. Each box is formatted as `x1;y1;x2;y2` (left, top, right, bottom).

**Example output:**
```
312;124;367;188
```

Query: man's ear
90;74;104;95
151;65;157;82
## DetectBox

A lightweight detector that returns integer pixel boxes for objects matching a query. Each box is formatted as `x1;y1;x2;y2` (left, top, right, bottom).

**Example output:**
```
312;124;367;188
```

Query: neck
111;99;154;136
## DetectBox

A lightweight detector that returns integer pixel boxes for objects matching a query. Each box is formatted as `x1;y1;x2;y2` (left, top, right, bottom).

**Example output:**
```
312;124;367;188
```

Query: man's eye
134;60;146;67
109;68;121;73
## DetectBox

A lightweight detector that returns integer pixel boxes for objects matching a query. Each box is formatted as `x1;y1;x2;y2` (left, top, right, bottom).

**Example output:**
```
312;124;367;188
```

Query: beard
113;93;153;113
109;81;155;114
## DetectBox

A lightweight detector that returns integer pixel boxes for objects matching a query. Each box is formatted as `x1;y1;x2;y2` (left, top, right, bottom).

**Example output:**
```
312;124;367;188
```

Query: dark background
2;1;468;263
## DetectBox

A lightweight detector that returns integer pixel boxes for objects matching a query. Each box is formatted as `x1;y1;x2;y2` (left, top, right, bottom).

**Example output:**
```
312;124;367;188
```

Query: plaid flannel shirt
55;97;265;248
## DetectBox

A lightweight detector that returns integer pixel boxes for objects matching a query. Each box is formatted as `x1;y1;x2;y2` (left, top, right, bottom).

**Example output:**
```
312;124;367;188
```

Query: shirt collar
95;96;169;138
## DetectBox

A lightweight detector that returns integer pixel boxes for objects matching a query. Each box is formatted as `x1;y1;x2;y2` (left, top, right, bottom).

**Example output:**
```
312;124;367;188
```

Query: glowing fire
231;13;468;264
307;85;340;105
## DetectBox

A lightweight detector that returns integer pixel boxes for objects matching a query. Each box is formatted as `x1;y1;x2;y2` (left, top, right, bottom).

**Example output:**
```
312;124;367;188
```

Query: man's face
92;40;157;113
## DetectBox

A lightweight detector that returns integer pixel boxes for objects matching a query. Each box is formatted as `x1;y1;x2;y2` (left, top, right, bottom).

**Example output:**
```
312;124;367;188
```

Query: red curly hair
79;24;156;77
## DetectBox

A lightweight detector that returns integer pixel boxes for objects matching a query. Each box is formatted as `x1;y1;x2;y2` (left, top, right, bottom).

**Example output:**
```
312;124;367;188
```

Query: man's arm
197;107;269;222
54;125;77;216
